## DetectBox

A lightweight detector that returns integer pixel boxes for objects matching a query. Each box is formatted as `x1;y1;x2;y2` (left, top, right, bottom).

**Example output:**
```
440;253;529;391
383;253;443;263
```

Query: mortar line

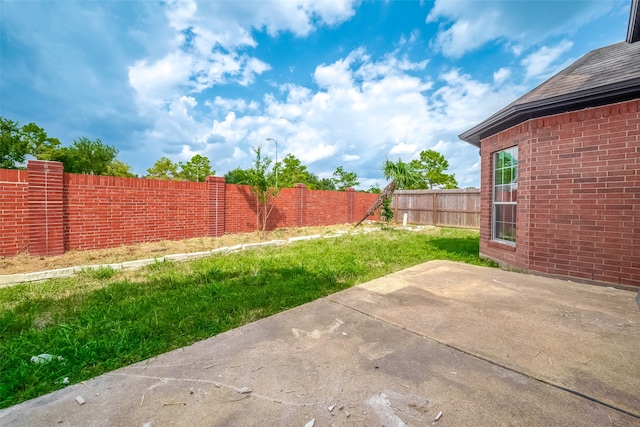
326;296;640;421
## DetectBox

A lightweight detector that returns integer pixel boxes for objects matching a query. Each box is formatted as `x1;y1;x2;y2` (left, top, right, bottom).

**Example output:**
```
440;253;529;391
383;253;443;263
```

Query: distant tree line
2;117;458;190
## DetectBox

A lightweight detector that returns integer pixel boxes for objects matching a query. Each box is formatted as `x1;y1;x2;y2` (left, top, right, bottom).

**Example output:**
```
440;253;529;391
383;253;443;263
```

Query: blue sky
0;0;631;188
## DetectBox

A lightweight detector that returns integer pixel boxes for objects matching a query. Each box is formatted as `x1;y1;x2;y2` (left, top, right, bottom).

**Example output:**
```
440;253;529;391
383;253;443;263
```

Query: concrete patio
2;260;639;426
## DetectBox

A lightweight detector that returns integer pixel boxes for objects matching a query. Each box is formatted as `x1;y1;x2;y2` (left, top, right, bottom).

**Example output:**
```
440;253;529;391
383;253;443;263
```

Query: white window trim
492;147;518;245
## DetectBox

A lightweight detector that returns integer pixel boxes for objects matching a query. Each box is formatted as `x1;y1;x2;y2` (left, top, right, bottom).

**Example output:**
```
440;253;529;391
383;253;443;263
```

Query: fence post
432;191;437;226
27;160;65;256
294;183;307;227
345;188;355;223
207;176;226;237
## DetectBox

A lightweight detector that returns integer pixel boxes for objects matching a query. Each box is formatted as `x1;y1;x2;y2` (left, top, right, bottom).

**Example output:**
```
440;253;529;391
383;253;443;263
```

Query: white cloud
191;49;523;188
390;142;418;155
314;55;356;89
521;40;573;80
427;0;616;57
493;67;511;85
127;0;362;165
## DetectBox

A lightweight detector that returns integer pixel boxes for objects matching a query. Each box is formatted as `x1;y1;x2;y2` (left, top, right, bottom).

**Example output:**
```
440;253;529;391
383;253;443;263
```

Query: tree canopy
383;158;420;190
224;167;253;185
0;118;28;169
51;137;118;175
177;154;213;182
332;166;359;191
146;157;178;180
409;149;458;189
146;155;214;181
1;116;134;176
1;117;61;169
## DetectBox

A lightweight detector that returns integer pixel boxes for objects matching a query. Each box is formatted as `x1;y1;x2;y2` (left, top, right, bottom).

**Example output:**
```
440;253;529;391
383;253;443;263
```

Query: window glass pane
492;146;518;244
502;221;516;242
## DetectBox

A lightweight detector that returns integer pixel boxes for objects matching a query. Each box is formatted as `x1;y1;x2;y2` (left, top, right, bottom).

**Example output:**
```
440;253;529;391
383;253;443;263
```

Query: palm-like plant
355;159;420;226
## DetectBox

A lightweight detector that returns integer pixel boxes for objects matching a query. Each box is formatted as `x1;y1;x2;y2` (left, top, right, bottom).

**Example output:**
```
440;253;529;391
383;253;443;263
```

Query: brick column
27;160;65;256
207;176;226;237
346;188;355;223
294;184;307;227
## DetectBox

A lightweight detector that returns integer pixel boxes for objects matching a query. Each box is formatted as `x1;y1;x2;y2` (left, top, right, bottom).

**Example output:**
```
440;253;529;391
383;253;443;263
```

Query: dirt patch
0;224;380;275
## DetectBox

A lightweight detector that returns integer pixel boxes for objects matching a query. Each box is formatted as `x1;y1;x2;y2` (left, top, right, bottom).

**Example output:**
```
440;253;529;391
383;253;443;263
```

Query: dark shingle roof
459;41;640;146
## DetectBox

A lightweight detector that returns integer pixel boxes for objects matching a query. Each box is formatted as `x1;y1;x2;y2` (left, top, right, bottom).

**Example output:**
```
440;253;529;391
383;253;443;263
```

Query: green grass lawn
0;227;496;408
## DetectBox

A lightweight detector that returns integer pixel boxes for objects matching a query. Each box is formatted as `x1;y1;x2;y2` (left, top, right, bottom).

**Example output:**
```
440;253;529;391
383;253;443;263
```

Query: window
493;147;518;243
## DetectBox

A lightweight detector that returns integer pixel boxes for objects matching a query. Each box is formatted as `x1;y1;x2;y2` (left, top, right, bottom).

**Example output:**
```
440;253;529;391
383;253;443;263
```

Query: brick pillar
27;160;65;256
294;184;307;227
346;188;355;223
207;176;226;237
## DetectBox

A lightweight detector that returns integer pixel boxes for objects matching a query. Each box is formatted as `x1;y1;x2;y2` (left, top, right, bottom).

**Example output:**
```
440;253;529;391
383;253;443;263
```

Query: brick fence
0;161;379;257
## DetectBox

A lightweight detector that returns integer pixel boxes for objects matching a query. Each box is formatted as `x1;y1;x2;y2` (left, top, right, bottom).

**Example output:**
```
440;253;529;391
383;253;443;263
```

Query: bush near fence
0;161;379;257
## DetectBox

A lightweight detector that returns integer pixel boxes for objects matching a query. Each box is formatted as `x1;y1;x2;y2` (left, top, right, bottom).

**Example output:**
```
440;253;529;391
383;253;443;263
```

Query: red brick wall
0;163;379;257
63;174;211;251
29;161;65;256
480;99;640;287
0;169;29;256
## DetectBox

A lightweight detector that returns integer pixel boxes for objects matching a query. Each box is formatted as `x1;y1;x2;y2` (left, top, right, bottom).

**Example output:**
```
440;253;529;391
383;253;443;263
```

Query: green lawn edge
0;228;497;408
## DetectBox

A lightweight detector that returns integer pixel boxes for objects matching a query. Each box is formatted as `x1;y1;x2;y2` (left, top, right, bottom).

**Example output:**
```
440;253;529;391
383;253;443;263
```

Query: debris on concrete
304;419;315;427
237;387;252;394
30;354;63;364
434;411;443;421
75;396;85;405
328;404;335;412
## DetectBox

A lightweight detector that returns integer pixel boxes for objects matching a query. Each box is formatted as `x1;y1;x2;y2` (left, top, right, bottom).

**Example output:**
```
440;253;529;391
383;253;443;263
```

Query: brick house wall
480;99;640;287
0;162;379;257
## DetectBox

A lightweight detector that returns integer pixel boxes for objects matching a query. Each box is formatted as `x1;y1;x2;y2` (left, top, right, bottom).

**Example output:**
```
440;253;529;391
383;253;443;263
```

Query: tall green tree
146;157;179;180
316;177;336;191
0;117;28;169
332;166;359;191
410;149;458;189
106;160;137;178
225;167;253;185
51;137;118;175
177;154;213;182
20;122;61;161
277;154;318;188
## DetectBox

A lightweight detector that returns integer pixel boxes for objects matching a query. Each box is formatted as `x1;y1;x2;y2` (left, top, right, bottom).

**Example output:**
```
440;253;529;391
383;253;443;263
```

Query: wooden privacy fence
391;189;480;229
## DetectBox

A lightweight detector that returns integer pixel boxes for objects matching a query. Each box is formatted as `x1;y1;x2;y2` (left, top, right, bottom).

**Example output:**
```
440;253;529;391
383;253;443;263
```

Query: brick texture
0;161;379;257
0;169;29;256
28;161;65;256
480;99;640;288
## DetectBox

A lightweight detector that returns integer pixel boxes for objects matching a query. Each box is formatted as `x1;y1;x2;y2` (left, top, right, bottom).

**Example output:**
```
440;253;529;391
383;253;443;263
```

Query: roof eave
459;78;640;147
